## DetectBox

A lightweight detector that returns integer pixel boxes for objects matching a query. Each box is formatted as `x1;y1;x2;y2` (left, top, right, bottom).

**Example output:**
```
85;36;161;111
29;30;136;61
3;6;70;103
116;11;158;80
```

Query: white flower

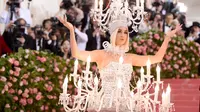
24;55;29;59
25;49;30;54
24;62;28;66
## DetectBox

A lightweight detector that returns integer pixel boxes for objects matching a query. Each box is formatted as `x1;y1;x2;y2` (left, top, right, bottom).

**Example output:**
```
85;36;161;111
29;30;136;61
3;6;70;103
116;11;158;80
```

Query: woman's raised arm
57;16;103;63
128;24;182;66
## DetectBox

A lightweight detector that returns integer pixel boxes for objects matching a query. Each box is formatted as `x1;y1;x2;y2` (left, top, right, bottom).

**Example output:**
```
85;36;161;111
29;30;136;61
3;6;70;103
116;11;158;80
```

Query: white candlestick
86;55;91;71
140;67;144;83
154;85;159;102
63;76;68;94
73;59;78;74
166;84;171;104
162;91;165;105
156;65;161;82
95;0;98;10
78;79;82;96
146;58;151;76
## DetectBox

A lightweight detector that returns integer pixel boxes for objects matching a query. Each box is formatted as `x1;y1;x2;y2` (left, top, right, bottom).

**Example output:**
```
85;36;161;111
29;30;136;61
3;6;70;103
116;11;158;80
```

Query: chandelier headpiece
91;0;145;33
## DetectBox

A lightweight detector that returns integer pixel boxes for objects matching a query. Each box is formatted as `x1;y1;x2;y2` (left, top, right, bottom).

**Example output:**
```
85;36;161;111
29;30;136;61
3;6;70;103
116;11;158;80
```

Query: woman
57;16;181;111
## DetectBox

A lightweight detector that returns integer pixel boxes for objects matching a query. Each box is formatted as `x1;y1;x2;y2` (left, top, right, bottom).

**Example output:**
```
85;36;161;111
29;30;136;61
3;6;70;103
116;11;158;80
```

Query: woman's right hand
57;15;74;31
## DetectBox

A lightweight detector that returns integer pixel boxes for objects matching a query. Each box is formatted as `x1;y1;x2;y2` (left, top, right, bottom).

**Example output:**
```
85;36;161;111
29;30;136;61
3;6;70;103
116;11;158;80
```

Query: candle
95;0;98;10
141;0;144;9
166;84;171;104
154;84;159;102
119;56;124;64
94;76;98;92
146;58;151;76
140;67;144;83
137;80;142;95
99;0;103;12
86;55;91;71
63;76;68;94
162;91;165;105
117;79;122;89
136;0;139;7
78;79;82;96
156;65;161;82
73;59;78;74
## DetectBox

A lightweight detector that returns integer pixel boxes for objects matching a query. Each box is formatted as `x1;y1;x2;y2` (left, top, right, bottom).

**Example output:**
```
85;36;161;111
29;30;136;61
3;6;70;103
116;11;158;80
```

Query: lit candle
119;56;124;64
166;84;171;104
140;67;144;83
63;76;68;94
146;58;151;76
73;59;78;74
156;65;161;82
86;55;91;71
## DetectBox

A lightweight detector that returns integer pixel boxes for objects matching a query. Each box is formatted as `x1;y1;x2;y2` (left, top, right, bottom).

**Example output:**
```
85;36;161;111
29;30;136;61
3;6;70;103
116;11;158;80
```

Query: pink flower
4;85;8;91
9;70;14;75
13;96;18;101
13;71;20;77
41;57;47;63
46;86;53;92
0;76;7;82
12;77;17;82
22;79;28;85
15;67;21;72
8;58;15;64
27;98;33;104
13;60;19;66
24;89;29;93
19;98;27;106
23;74;29;79
154;34;160;40
36;94;42;101
47;95;53;99
54;67;60;72
173;64;179;69
0;66;5;72
40;105;45;111
22;93;29;98
18;90;23;95
5;104;10;108
8;89;15;94
7;82;12;87
33;88;38;94
132;42;138;48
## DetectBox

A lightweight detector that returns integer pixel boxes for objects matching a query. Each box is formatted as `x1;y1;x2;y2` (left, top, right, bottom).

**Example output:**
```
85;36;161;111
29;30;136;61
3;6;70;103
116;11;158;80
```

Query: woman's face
115;27;128;46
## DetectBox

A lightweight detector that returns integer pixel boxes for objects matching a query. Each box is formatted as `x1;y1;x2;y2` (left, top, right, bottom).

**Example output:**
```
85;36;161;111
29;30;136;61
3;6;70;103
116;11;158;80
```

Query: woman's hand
166;24;182;38
57;15;74;31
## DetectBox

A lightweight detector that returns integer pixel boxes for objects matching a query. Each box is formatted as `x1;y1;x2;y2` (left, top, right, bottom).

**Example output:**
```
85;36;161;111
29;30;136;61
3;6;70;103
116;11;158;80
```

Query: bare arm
57;16;103;63
129;24;182;66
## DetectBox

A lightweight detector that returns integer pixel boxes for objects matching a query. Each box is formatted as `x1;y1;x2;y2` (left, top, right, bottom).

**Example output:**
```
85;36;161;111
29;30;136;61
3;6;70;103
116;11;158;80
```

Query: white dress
88;61;133;112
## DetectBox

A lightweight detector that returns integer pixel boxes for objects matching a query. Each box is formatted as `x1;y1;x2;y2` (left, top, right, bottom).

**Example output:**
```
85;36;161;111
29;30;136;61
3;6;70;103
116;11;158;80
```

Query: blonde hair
110;28;129;52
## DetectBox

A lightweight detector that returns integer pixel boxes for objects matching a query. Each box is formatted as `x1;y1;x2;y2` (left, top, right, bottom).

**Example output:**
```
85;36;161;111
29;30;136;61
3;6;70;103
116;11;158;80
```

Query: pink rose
45;105;49;110
15;67;21;72
0;66;5;72
54;67;60;72
22;93;29;98
40;105;45;111
46;86;53;92
19;98;27;106
154;34;160;40
13;96;19;101
18;90;23;95
4;85;8;91
40;57;47;63
13;60;19;66
8;89;15;94
173;64;179;69
9;70;14;75
8;58;15;64
23;74;29;79
24;89;29;93
22;79;28;85
132;42;138;48
33;88;38;94
5;104;10;108
47;95;53;99
13;71;20;77
0;76;7;82
12;77;17;82
7;82;12;87
36;94;42;101
27;98;33;104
